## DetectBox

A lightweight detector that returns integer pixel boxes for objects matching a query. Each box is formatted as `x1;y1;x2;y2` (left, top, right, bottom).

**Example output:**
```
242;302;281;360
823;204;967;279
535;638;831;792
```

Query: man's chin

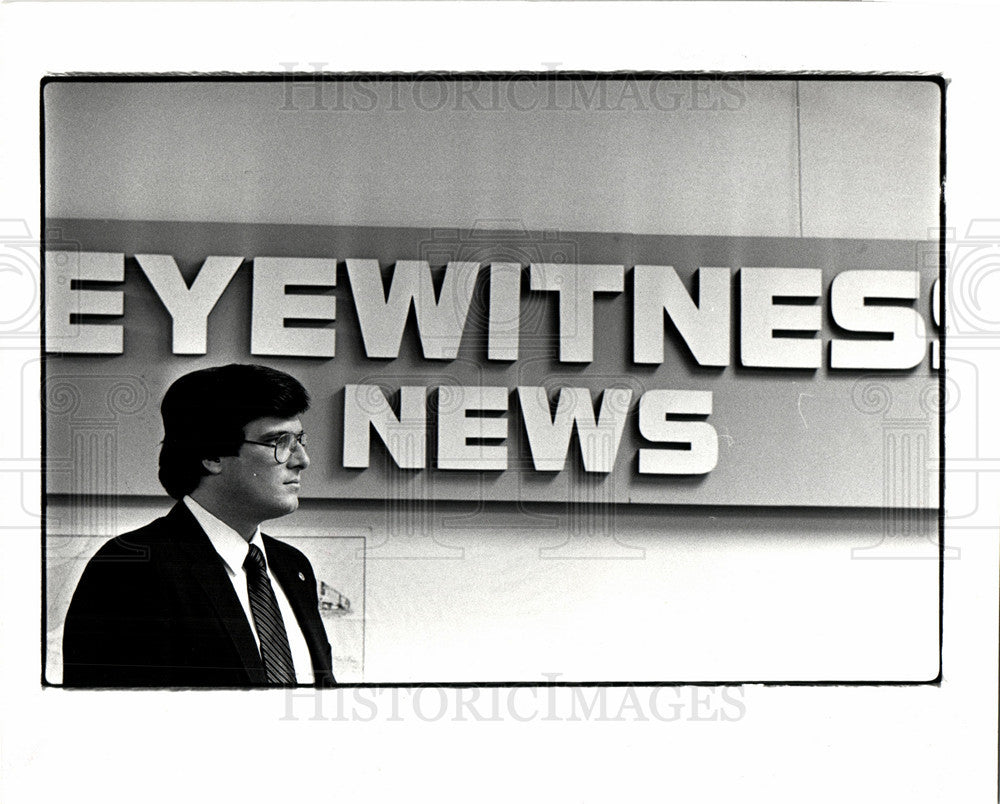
263;495;300;521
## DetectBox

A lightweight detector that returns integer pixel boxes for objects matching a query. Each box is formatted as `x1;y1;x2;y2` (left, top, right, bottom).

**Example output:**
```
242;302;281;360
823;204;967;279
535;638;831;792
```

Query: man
62;363;335;687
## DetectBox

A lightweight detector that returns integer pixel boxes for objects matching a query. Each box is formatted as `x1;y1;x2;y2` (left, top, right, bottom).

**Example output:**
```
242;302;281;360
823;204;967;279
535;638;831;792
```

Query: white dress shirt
183;496;314;684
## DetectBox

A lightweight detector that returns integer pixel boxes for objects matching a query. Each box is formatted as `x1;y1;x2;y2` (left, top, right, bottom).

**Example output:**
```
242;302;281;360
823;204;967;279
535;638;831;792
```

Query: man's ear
201;457;223;475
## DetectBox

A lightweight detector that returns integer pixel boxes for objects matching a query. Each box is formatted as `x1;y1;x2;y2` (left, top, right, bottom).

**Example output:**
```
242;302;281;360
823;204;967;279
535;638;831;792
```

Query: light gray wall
44;79;939;239
47;497;940;683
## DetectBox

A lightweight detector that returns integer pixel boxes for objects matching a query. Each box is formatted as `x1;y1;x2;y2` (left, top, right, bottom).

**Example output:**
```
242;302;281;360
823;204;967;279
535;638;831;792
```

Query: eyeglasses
242;432;308;464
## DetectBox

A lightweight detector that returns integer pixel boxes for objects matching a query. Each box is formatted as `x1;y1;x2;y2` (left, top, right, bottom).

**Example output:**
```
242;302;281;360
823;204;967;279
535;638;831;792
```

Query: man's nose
288;441;310;469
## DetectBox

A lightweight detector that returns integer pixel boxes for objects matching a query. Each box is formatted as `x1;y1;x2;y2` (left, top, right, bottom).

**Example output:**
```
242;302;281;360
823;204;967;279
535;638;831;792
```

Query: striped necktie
244;543;296;684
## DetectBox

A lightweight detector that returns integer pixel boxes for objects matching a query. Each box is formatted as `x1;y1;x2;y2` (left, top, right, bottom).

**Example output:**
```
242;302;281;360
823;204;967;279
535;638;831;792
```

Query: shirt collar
183;495;266;574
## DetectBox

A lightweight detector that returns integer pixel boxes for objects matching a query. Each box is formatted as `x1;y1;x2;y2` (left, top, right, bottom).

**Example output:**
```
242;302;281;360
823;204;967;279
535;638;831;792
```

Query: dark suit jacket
62;503;335;688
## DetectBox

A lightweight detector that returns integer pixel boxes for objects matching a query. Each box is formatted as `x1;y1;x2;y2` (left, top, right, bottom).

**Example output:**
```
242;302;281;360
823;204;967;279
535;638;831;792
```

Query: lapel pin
298;571;306;581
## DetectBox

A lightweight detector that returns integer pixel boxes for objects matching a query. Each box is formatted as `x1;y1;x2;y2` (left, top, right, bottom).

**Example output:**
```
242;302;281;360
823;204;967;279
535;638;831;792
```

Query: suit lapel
264;536;334;682
169;504;268;685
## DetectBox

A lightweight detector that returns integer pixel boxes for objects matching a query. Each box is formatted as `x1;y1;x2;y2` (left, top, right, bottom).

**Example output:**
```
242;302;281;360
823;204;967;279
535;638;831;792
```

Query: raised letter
638;390;717;475
343;385;426;469
488;262;522;361
252;257;337;357
136;254;243;355
530;264;624;362
634;265;730;365
930;277;941;370
518;386;632;472
45;251;123;353
829;270;925;370
346;259;479;359
740;268;822;368
437;386;508;471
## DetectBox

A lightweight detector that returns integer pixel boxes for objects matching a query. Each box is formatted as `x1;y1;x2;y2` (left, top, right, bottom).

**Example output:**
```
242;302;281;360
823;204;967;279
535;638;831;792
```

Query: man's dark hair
158;364;310;499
